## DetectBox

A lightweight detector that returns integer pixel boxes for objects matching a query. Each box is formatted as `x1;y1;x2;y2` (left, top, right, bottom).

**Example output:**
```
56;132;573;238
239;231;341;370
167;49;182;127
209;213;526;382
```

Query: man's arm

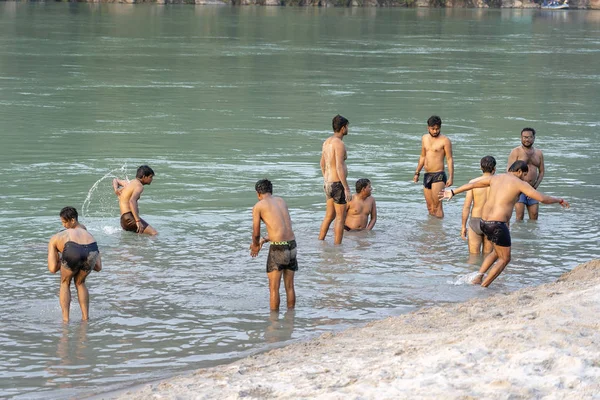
366;199;377;231
440;176;493;201
128;185;145;232
445;138;454;187
533;152;545;189
112;178;129;195
320;150;326;178
334;142;351;200
461;190;473;240
47;235;60;274
413;137;426;183
519;181;568;207
250;205;263;257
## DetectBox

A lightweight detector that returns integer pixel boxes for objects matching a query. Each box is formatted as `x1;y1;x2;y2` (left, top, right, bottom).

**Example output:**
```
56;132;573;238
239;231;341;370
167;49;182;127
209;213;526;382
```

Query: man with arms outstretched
507;127;545;220
112;165;157;235
461;156;496;255
319;114;352;244
413;115;454;218
441;160;569;287
48;207;102;322
344;178;377;231
250;179;297;311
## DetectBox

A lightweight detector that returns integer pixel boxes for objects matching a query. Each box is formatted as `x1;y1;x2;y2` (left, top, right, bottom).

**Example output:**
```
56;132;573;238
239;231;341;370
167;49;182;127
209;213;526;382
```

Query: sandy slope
111;260;600;400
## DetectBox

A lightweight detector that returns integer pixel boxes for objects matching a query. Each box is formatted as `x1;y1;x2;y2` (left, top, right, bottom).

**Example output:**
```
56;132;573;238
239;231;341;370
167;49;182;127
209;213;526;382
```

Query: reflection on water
0;4;600;399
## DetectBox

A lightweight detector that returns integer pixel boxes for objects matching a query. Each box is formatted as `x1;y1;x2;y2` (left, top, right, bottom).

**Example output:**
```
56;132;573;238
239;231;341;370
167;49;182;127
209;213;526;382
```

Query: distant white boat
541;0;569;9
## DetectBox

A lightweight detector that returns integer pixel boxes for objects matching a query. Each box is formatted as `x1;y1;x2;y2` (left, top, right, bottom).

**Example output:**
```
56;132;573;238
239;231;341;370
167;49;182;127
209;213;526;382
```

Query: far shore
106;259;600;399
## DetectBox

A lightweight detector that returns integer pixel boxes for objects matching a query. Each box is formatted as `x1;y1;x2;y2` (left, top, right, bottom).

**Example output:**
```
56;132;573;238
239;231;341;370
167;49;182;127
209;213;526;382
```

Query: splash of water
81;164;128;219
449;271;483;286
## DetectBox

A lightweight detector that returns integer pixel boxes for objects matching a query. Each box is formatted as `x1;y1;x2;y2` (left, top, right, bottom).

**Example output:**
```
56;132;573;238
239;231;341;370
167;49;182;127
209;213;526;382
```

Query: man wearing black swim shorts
112;165;157;235
441;160;569;287
319;115;352;244
250;179;297;311
48;207;102;322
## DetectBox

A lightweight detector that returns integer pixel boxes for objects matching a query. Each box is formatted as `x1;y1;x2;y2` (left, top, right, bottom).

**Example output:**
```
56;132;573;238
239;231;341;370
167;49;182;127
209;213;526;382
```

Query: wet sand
111;260;600;399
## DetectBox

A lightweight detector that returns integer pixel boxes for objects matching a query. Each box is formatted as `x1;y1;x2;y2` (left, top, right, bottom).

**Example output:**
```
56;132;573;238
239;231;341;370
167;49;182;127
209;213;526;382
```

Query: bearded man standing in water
413;115;454;218
507;127;545;221
319;114;352;245
112;165;158;235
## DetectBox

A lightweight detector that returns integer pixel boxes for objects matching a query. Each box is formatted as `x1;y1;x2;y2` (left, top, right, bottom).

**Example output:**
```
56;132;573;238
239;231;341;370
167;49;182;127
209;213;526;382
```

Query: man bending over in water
48;206;102;322
461;156;496;255
345;178;377;231
440;160;569;287
250;179;297;311
112;165;157;235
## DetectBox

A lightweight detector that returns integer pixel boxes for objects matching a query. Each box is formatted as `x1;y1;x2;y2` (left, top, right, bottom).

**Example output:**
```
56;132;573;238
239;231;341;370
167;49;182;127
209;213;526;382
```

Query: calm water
1;4;599;398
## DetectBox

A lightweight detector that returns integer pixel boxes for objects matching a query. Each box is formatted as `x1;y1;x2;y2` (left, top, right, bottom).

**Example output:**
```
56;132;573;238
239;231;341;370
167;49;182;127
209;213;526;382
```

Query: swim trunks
480;220;511;247
324;181;347;205
120;212;148;233
468;217;483;236
61;241;100;273
517;193;539;206
423;171;447;189
266;240;298;273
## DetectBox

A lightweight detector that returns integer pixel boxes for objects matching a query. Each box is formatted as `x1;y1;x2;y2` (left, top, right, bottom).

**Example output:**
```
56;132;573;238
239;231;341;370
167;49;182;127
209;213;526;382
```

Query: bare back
321;136;347;183
254;196;295;242
508;147;543;186
422;134;451;173
117;179;144;215
482;174;534;222
469;185;490;218
50;226;96;253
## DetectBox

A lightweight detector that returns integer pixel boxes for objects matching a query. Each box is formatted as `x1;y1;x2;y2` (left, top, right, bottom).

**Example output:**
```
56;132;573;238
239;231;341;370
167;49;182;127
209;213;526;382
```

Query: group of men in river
47;114;569;320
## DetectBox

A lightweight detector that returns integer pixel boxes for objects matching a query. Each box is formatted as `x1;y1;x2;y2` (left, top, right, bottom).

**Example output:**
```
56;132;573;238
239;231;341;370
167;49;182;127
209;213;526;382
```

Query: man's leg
59;268;74;323
332;202;347;245
472;246;498;284
423;188;434;216
74;270;91;321
318;199;336;240
141;221;158;236
282;270;296;309
431;181;446;218
481;245;511;287
515;203;526;221
527;203;539;220
467;229;484;254
482;236;493;255
267;270;282;311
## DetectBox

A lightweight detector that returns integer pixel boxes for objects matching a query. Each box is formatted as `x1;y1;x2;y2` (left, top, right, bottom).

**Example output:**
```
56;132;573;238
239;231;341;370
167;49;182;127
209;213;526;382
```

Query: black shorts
423;171;447;189
324;181;347;205
266;240;298;273
120;212;148;233
61;241;100;274
480;220;511;247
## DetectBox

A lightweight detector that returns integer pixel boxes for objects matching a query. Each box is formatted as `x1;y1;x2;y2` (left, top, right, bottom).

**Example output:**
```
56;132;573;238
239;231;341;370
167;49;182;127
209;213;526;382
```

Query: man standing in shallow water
112;165;157;235
250;179;297;311
319;114;352;244
48;207;102;322
507;127;545;221
440;160;569;288
413;115;454;218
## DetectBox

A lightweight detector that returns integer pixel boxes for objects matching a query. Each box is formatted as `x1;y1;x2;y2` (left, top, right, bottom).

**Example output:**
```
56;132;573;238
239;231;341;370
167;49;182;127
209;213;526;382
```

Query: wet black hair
480;156;496;173
332;114;349;133
427;115;442;127
355;178;371;194
521;127;536;136
508;160;529;174
136;165;155;179
255;179;273;195
60;206;78;221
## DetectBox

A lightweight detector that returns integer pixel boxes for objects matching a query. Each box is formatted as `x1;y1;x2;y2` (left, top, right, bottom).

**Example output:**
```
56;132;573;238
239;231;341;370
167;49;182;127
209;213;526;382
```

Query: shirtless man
112;165;157;235
250;179;297;311
440;160;569;287
507;127;545;220
461;156;496;255
319;114;352;244
344;178;377;231
48;207;102;322
413;115;454;218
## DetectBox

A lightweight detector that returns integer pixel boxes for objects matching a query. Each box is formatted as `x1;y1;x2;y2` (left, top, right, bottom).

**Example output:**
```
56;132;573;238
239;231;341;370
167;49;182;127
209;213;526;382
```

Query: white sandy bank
112;260;600;400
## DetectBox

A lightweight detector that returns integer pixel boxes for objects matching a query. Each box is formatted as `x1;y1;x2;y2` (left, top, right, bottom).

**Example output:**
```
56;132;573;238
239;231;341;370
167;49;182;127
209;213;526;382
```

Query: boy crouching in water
250;179;297;311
